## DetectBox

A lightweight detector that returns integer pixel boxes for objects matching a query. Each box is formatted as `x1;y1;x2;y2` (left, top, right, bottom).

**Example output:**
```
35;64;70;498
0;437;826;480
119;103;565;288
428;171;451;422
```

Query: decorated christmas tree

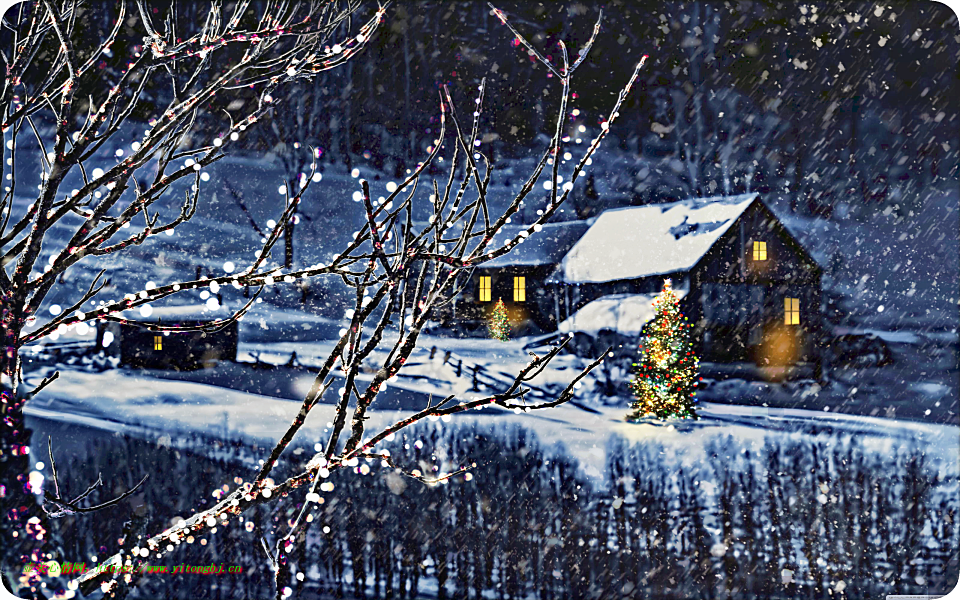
627;279;700;420
488;298;511;342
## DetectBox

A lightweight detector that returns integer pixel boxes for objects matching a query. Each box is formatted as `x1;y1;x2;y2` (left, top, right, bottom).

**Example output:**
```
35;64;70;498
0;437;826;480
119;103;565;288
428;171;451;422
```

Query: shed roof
550;193;758;284
481;220;591;268
119;303;227;322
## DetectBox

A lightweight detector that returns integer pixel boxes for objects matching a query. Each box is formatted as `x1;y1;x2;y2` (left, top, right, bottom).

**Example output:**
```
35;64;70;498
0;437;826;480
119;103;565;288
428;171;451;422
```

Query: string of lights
488;298;511;342
628;279;700;420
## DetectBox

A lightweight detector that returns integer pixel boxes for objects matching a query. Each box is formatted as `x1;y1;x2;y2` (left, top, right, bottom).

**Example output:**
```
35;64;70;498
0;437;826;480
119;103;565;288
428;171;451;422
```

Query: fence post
472;366;480;391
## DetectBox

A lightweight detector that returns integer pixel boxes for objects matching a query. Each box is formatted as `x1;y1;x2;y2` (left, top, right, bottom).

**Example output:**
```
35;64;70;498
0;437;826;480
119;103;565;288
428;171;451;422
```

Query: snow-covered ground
23;356;959;485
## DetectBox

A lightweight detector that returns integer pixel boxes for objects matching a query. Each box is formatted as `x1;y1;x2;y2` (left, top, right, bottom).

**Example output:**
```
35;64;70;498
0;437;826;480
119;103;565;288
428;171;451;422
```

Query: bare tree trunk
849;92;868;205
285;187;296;269
0;307;32;590
404;22;413;162
344;62;355;169
791;122;804;212
284;218;295;269
691;3;705;196
670;90;695;197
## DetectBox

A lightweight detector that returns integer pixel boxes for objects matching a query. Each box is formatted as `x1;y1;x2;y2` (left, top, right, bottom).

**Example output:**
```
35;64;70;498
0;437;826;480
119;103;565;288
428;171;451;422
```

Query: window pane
514;276;525;302
479;276;491;302
784;297;800;325
754;241;767;261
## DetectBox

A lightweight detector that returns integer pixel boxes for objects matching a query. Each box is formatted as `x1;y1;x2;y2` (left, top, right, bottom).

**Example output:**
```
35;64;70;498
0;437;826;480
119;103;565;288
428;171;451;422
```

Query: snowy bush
37;421;957;600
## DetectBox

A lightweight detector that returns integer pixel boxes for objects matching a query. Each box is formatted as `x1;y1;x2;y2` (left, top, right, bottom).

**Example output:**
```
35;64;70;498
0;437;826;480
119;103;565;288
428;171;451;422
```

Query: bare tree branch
42;438;149;518
0;4;649;598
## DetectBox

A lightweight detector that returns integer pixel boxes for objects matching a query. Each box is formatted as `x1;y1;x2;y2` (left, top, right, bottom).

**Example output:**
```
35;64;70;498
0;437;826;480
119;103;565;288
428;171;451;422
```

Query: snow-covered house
105;305;238;370
548;193;823;371
442;220;590;333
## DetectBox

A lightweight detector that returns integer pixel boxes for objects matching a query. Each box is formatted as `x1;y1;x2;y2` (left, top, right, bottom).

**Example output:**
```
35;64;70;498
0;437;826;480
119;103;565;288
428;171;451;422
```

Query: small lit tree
488;297;510;341
627;280;699;420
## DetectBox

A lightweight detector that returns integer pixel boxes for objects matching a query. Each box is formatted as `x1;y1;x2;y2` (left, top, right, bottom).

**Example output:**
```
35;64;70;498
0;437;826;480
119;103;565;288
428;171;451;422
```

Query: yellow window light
154;335;163;351
513;276;526;302
753;241;767;261
479;276;492;302
784;297;800;325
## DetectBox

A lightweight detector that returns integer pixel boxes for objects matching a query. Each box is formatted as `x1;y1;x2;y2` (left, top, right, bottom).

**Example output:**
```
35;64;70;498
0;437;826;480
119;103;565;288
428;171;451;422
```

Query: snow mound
558;290;687;336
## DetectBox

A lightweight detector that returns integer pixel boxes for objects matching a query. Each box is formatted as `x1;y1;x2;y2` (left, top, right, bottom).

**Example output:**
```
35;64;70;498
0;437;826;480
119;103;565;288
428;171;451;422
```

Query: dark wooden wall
119;322;239;370
687;202;822;369
439;266;557;333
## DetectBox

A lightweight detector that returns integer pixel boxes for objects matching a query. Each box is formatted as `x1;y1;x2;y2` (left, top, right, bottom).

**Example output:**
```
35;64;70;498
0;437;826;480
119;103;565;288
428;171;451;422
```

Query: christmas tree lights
488;298;511;342
627;279;700;420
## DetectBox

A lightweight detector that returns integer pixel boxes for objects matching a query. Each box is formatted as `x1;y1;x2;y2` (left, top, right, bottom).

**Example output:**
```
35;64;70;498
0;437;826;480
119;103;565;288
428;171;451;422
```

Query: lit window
479;276;491;302
513;276;526;302
154;335;163;351
784;298;800;325
753;241;767;261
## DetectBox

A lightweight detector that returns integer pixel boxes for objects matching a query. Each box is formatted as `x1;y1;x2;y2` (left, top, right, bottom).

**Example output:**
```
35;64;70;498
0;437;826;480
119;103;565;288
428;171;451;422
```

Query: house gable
684;200;823;365
689;200;820;286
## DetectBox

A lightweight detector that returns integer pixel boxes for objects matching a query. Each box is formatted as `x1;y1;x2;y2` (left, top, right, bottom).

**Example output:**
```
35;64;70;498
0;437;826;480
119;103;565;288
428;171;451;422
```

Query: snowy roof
558;291;687;336
119;304;229;322
550;193;758;284
482;220;591;268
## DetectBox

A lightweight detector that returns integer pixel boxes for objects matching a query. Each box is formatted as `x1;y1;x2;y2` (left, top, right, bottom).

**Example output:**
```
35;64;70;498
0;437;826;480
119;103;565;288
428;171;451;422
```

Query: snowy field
23;358;959;485
26;364;958;600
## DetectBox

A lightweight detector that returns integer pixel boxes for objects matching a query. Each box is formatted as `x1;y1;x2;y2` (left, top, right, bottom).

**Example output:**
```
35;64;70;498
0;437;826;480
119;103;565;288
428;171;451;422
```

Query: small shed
105;304;238;370
444;220;590;333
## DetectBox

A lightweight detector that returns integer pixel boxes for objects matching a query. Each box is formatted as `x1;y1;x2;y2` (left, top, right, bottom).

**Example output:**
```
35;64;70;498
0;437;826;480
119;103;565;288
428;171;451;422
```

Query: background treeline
9;1;959;220
29;418;959;599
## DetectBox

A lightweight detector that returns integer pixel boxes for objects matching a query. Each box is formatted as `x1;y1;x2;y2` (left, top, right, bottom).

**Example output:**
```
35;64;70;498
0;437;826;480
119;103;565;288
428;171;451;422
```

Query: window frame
752;240;768;261
154;335;163;351
479;276;492;302
513;276;526;302
784;297;800;325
